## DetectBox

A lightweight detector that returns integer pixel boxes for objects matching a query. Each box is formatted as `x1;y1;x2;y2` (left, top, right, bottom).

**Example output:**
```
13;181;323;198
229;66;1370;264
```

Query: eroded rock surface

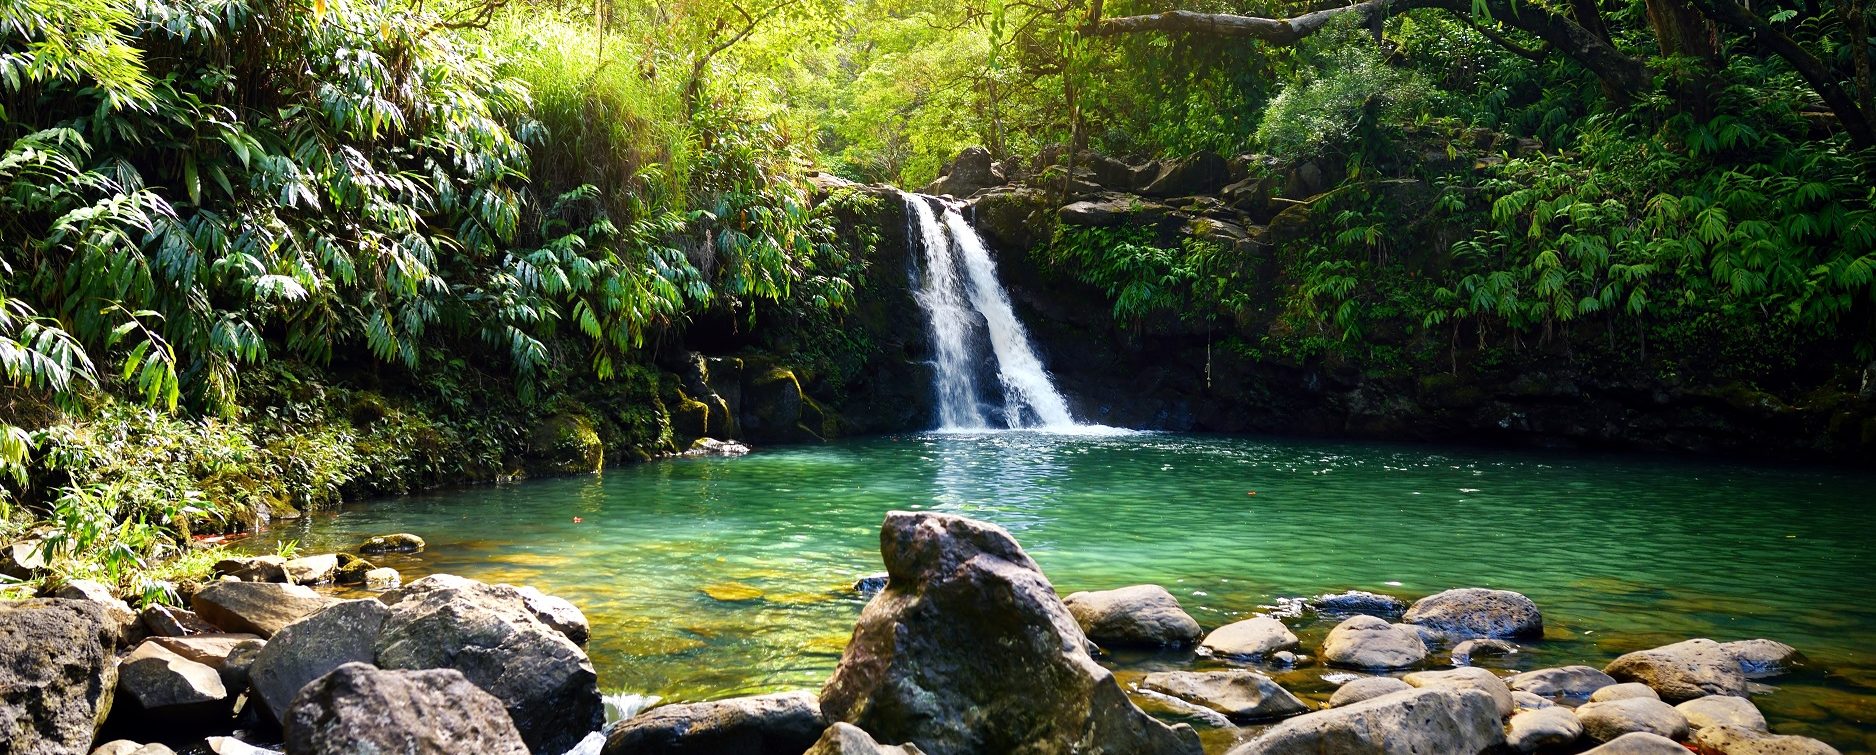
1605;638;1748;701
1226;687;1505;754
1402;588;1543;639
1320;615;1427;669
1139;670;1308;723
1199;616;1298;658
602;691;826;755
1;599;122;755
190;581;333;638
283;662;527;755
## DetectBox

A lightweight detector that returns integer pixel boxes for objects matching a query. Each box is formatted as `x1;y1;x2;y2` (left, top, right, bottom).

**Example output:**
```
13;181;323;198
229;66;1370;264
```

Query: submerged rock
1583;731;1691;754
1227;687;1505;754
805;723;926;755
1402;588;1543;639
1510;665;1618;698
1690;724;1842;754
190;581;333;638
1720;639;1802;678
1328;676;1412;707
249;599;390;724
283;662;527;755
1450;638;1519;666
362;567;400;591
0;599;122;755
1604;638;1748;701
1320;615;1427;669
1063;585;1202;648
1575;697;1690;742
1199;616;1298;658
851;572;889;595
1139;670;1308;723
819;511;1201;755
1402;666;1513;716
603;692;825;754
357;533;425;555
1677;695;1766;732
1507;707;1582;752
1310;590;1407;617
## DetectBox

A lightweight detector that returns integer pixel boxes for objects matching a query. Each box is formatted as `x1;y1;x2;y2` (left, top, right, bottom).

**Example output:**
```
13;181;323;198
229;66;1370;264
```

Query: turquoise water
250;432;1876;751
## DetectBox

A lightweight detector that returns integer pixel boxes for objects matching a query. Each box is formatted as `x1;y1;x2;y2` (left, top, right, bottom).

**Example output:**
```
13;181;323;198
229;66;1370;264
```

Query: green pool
248;431;1876;751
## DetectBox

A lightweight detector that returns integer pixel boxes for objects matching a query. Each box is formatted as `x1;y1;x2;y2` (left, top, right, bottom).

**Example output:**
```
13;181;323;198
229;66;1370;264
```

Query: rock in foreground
1140;670;1308;723
1510;665;1618;699
249;599;390;724
820;511;1200;755
1;600;122;755
1063;585;1201;648
1690;724;1842;754
805;723;926;755
1604;638;1748;702
1321;615;1427;669
1575;697;1689;742
1227;687;1505;754
283;662;527;755
603;691;826;755
1199;616;1298;658
1582;732;1694;754
190;581;333;638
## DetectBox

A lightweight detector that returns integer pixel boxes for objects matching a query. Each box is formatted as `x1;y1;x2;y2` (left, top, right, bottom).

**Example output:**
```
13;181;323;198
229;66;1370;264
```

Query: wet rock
1141;152;1230;197
140;605;219;637
1063;585;1202;648
1199;616;1298;658
1677;695;1766;732
852;572;889;595
1591;682;1662;702
112;641;230;731
1270;650;1298;666
283;554;338;585
805;722;926;755
1690;724;1842;754
1510;665;1618;698
90;742;176;755
1507;707;1582;752
1604;638;1748;701
283;662;527;755
1140;670;1309;723
357;533;425;555
1576;697;1689;742
1320;614;1427;669
332;553;375;585
1;599;123;754
363;567;400;591
526;413;604;474
1310;590;1407;617
1721;639;1802;678
190;581;333;638
214;556;289;583
1402;588;1543;639
1226;687;1505;754
1402;666;1514;716
602;691;826;755
683;438;751;457
1451;638;1519;666
819;512;1201;755
1328;676;1412;707
250;599;390;724
513;584;591;648
1511;690;1555;710
376;574;601;754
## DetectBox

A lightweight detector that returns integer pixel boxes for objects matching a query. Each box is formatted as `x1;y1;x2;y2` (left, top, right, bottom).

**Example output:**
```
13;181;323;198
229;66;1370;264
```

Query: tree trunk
1688;0;1876;148
1645;0;1722;115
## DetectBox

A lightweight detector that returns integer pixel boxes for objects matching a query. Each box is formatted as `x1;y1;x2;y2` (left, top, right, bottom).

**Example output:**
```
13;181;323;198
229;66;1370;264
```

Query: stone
1592;682;1662;702
282;554;338;585
1328;676;1412;707
1226;687;1505;754
1402;666;1514;716
382;574;588;646
1140;670;1309;723
89;743;176;755
602;691;827;755
526;413;604;474
249;599;390;724
48;579;138;636
1677;695;1767;732
1320;614;1427;669
1507;707;1582;752
1450;638;1519;666
1057;193;1180;231
376;574;601;754
363;567;400;591
213;556;289;583
1141;151;1230;197
1583;732;1692;754
819;512;1201;755
852;572;889;595
1511;691;1555;710
1510;665;1618;698
1062;585;1202;648
146;633;264;692
191;581;332;638
139;605;218;637
805;722;926;755
221;638;266;695
1311;590;1407;617
0;600;122;755
1605;638;1749;701
332;553;374;585
1;538;48;579
1271;651;1298;666
1576;697;1690;742
1199;616;1298;658
921;146;1004;198
112;641;230;730
204;736;280;755
1690;724;1842;754
357;533;425;555
282;662;527;755
1720;639;1801;678
513;584;591;647
683;438;751;457
1402;588;1543;639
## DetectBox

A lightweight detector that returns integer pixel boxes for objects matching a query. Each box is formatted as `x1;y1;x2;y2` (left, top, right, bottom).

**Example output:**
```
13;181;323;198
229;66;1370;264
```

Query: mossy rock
358;533;426;554
526;413;605;474
741;362;805;442
670;392;711;448
334;553;375;584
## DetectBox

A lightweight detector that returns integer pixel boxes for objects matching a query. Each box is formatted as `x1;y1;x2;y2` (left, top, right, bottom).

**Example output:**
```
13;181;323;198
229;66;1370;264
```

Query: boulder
602;691;827;755
1450;638;1519;666
1311;591;1407;617
1141;152;1230;197
683;438;751;457
90;743;176;755
190;581;333;638
1510;665;1618;698
922;146;1004;198
1226;687;1505;754
139;605;219;638
332;554;375;585
363;567;400;591
283;554;338;585
1591;682;1662;702
1720;639;1801;678
1057;194;1179;231
214;556;288;583
111;641;230;730
357;533;425;555
1575;697;1690;742
1062;585;1202;648
805;723;926;755
249;599;390;724
1;538;48;579
1506;707;1582;752
819;512;1201;755
146;633;264;693
282;662;528;755
1510;691;1554;710
1139;670;1309;723
1085;155;1151;192
852;572;889;595
1690;724;1842;754
1677;695;1766;732
1;599;123;754
526;413;604;474
1320;615;1427;669
1583;732;1692;754
1604;638;1748;701
513;584;591;648
222;638;266;695
1328;677;1412;707
376;575;601;754
1199;616;1298;658
1402;666;1514;716
48;579;138;637
1402;588;1543;639
204;736;280;755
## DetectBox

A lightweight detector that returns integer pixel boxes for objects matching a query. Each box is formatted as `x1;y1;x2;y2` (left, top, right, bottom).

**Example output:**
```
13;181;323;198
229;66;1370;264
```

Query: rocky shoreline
0;513;1846;755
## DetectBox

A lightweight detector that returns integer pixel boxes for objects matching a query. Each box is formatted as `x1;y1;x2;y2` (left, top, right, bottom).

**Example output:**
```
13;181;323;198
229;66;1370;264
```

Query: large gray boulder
249;599;390;724
1604;638;1748;701
143;633;263;693
1575;697;1690;742
283;662;527;755
602;691;827;755
110;642;231;730
1506;707;1582;752
1583;732;1694;753
1720;639;1801;678
1062;585;1201;648
1689;724;1842;754
1225;687;1505;754
1677;695;1766;732
1327;677;1411;708
1140;152;1230;197
1139;670;1308;723
805;723;926;755
1509;665;1617;698
1402;666;1513;716
383;574;589;647
922;147;1004;198
1;599;122;755
819;512;1201;755
1198;616;1297;658
190;581;333;638
1402;588;1543;639
282;554;337;585
376;575;601;754
1320;615;1427;669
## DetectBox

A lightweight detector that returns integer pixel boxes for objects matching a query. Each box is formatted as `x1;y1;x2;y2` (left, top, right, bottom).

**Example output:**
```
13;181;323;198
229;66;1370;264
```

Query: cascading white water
906;193;1080;430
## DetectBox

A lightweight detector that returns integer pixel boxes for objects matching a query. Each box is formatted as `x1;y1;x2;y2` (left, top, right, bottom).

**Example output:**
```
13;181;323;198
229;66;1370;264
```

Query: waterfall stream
906;193;1081;431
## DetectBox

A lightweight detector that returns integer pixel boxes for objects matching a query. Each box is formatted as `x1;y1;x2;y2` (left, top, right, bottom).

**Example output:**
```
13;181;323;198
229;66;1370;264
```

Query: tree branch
1684;0;1876;149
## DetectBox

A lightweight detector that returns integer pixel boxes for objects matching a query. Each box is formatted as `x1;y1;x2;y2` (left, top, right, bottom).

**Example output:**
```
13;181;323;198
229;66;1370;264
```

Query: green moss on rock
526;414;605;475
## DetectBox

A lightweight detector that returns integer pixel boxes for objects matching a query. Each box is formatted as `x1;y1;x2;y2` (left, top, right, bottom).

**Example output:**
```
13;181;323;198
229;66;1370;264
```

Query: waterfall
906;193;1080;431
